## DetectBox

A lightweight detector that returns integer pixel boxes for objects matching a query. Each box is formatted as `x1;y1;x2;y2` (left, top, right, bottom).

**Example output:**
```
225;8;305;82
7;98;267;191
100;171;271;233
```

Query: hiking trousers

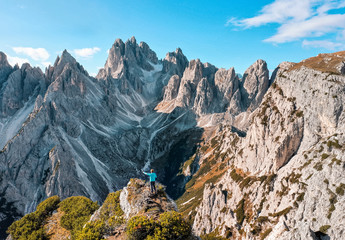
150;181;156;193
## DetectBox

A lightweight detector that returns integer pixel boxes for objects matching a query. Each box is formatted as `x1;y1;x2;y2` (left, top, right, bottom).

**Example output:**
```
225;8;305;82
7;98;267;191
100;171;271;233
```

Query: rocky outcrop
119;178;177;219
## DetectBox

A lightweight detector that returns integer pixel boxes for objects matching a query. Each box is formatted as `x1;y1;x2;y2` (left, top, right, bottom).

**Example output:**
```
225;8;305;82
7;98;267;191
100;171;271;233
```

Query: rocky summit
0;38;345;239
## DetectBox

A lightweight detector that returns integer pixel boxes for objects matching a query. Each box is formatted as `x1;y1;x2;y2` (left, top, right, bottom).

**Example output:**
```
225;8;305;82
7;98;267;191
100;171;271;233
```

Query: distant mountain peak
58;50;76;65
0;51;10;67
97;37;158;80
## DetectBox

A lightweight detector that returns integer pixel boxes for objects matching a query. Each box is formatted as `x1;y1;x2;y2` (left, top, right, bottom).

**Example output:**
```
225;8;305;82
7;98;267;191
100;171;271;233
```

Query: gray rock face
96;37;162;98
162;75;181;101
156;58;268;117
162;48;189;78
241;59;270;111
0;38;232;235
6;37;337;240
0;52;13;89
192;52;345;239
0;59;46;150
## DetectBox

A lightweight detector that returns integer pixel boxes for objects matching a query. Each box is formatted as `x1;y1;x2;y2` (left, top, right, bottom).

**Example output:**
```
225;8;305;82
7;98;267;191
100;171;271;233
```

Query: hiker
142;169;157;194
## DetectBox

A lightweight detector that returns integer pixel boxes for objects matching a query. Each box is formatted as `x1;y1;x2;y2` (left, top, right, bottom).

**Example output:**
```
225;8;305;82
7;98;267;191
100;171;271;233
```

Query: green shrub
201;232;228;240
36;195;60;216
239;177;252;190
319;225;331;233
235;199;245;225
296;110;304;117
314;162;323;171
108;215;125;226
126;215;156;240
335;183;345;196
7;196;60;240
100;190;123;220
75;220;105;240
230;169;243;183
296;192;305;202
59;196;99;237
127;211;193;240
289;173;302;184
327;140;341;149
211;138;218;147
7;213;47;240
272;207;292;217
260;228;272;240
330;157;341;166
257;216;269;223
155;211;192;240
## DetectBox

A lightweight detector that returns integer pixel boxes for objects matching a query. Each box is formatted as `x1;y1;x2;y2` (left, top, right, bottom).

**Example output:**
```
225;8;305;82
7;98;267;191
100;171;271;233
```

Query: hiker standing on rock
142;169;157;194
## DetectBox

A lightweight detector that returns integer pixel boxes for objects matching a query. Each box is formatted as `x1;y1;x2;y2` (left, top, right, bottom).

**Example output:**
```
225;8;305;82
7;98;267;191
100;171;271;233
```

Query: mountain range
0;37;344;239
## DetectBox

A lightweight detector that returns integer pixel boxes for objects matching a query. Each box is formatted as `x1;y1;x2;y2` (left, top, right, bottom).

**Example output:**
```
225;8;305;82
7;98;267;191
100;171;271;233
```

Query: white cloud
302;40;345;50
265;14;345;43
12;47;50;61
73;47;100;58
230;0;314;28
7;55;30;67
228;0;345;48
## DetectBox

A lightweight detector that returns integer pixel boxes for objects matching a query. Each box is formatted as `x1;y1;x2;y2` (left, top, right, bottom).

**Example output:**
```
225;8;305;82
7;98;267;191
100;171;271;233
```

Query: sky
1;0;345;76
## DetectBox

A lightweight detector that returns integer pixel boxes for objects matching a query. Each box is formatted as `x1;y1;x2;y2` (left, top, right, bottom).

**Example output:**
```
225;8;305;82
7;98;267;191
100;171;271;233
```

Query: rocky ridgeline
6;178;195;240
1;37;345;240
0;36;270;237
187;52;345;239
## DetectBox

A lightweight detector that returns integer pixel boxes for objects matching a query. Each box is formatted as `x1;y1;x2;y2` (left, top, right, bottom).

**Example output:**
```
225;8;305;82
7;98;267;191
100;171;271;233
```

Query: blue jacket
143;172;157;182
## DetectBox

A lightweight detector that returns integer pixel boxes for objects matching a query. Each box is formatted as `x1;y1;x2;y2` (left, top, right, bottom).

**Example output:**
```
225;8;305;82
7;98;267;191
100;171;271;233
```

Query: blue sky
1;0;345;75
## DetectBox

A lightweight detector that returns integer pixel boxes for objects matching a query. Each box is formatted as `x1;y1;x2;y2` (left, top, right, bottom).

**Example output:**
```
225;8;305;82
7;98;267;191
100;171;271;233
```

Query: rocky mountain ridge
188;52;345;239
0;38;344;240
0;37;269;238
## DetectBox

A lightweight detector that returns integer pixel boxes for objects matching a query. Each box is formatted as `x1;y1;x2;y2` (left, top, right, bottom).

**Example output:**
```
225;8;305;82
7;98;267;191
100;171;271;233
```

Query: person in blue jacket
142;169;157;194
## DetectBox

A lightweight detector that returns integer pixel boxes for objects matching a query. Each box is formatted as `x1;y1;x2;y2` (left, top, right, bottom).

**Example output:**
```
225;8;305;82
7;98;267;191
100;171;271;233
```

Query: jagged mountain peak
46;50;87;81
164;47;186;60
57;49;77;66
0;51;11;67
114;37;125;46
244;59;267;73
97;37;159;80
241;58;270;110
128;35;137;44
175;47;183;54
0;52;13;86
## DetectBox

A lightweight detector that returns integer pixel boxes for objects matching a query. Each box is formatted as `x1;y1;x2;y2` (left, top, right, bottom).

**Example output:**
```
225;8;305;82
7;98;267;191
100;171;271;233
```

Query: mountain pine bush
7;196;60;240
59;196;99;237
126;211;193;240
